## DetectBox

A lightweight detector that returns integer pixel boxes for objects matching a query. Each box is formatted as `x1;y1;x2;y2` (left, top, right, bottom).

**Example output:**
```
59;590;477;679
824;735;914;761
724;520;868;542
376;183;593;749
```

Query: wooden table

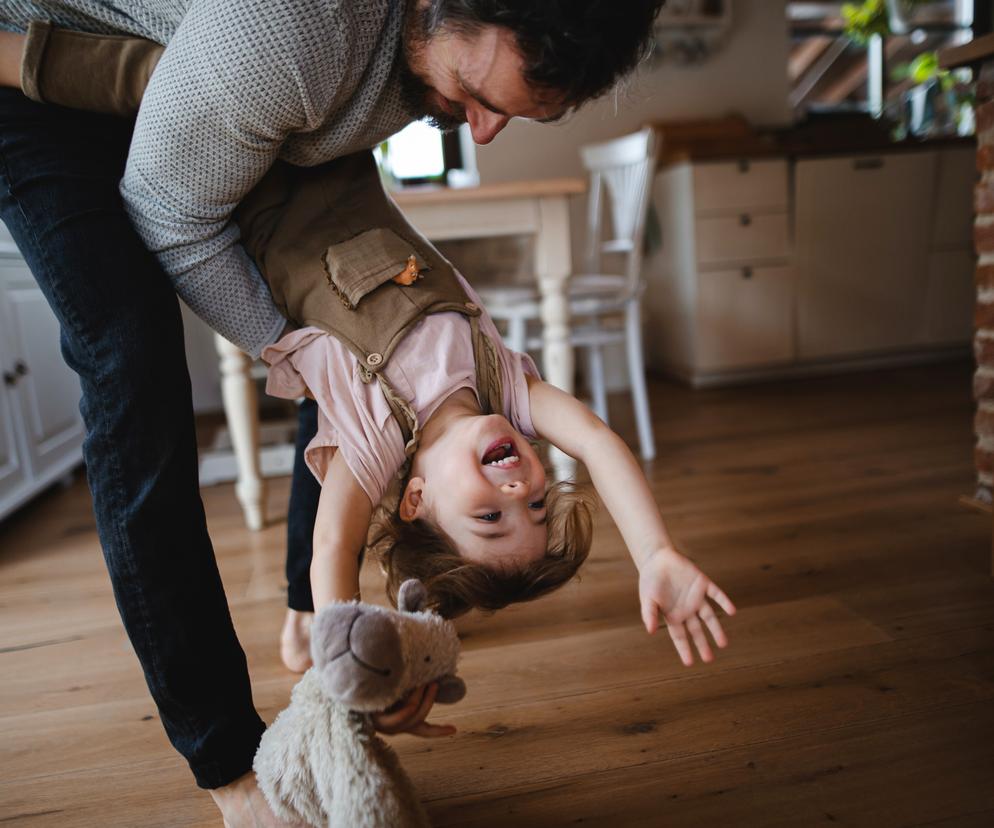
219;177;585;529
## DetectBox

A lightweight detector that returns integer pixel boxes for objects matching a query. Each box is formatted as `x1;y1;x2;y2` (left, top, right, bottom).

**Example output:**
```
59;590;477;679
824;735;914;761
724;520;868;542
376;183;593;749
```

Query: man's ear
399;477;425;523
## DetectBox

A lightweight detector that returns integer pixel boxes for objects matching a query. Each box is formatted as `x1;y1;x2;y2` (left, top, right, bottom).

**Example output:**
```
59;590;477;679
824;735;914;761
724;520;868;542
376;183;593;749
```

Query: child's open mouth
481;438;520;469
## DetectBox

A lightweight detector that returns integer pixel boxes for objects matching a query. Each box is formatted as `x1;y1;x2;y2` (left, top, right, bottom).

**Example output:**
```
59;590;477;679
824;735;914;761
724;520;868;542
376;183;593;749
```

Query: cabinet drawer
696;264;794;371
695;211;789;265
692;159;788;212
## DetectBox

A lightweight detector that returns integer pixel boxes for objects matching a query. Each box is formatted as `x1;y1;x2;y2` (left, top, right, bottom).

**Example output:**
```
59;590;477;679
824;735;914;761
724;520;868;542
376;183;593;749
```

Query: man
0;1;662;823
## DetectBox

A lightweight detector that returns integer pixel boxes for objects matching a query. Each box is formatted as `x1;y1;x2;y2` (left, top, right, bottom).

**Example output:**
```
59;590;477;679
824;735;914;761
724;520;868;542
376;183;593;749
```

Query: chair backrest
579;127;659;298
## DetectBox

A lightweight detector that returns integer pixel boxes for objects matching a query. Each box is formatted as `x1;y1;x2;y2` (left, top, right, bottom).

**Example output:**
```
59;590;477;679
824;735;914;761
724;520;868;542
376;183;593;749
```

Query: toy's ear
398;578;429;613
434;674;466;705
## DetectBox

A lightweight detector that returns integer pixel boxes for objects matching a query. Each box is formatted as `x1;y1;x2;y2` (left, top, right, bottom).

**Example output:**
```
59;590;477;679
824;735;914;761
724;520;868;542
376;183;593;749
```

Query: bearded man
0;1;662;824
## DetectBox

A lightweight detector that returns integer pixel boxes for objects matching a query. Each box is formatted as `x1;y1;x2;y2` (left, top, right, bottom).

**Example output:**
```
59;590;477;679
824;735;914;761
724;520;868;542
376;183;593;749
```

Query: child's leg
280;399;321;672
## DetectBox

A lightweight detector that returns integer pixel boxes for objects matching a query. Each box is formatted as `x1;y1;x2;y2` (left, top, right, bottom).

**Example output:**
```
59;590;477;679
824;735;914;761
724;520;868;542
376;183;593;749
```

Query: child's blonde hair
367;480;594;619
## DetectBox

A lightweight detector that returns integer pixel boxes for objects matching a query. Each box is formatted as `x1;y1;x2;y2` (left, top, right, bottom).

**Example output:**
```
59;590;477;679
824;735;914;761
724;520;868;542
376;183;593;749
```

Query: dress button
464;302;479;312
366;352;383;367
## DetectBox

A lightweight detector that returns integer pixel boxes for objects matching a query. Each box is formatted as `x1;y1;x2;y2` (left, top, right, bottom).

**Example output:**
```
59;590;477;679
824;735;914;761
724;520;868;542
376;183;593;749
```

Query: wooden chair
477;127;659;460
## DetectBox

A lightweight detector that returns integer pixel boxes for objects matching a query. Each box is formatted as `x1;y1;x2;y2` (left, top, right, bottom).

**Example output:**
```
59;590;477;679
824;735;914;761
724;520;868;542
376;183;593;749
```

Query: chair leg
507;315;527;354
585;344;609;426
625;300;656;461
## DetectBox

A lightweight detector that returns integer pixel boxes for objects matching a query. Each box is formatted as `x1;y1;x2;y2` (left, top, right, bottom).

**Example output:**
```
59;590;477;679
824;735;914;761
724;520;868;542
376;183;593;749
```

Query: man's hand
371;681;457;738
638;549;737;667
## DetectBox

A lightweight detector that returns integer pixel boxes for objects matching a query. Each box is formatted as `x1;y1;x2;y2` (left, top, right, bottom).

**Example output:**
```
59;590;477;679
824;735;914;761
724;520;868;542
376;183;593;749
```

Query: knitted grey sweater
0;0;415;357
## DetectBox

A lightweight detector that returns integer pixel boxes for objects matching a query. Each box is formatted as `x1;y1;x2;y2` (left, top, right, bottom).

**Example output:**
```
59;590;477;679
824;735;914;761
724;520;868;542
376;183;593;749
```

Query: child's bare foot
210;771;303;827
280;608;314;673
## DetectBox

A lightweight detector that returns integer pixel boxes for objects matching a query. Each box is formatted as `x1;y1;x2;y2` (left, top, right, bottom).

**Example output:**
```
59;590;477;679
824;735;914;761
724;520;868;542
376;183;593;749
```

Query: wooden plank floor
1;361;992;827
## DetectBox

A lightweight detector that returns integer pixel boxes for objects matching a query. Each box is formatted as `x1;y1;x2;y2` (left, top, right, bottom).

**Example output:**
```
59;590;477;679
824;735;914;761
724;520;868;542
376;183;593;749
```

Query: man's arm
311;449;373;610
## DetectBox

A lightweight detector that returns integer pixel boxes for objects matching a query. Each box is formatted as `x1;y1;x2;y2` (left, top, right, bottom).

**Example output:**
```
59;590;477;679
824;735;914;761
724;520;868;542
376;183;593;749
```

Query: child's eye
478;512;501;522
528;499;546;510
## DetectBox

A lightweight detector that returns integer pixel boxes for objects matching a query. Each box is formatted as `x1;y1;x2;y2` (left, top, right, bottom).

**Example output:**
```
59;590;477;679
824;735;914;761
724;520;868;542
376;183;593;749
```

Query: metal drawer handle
741;267;753;280
853;157;884;171
739;213;752;227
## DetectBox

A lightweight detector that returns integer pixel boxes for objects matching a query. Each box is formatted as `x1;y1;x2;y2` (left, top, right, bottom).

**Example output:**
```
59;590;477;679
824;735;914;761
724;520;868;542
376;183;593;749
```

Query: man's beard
396;7;466;133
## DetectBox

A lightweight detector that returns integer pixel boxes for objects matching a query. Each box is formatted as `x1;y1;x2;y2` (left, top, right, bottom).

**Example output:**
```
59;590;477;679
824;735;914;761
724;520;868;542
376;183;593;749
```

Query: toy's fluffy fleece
253;669;430;828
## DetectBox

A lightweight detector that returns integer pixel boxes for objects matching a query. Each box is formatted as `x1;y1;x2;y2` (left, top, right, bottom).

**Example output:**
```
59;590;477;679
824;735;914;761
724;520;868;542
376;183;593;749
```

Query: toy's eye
478;512;501;522
424;655;431;662
528;499;546;510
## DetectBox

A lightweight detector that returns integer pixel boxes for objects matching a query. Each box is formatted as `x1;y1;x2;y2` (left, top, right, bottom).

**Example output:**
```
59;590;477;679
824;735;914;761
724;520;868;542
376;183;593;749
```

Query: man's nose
467;107;510;145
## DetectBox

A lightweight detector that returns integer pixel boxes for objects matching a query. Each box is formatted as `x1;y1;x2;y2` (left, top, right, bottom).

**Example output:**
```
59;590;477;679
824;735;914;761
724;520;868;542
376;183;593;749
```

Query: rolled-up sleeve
120;0;347;358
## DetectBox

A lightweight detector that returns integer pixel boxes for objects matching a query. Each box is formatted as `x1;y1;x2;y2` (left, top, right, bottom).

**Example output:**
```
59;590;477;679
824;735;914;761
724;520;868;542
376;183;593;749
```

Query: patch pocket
324;228;428;309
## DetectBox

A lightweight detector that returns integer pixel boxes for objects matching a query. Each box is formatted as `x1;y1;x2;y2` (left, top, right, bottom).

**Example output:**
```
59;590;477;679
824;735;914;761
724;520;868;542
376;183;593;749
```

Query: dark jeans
0;89;318;788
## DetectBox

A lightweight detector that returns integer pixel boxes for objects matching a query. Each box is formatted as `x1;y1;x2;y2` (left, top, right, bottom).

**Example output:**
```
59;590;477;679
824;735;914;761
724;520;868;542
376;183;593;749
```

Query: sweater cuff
20;20;52;103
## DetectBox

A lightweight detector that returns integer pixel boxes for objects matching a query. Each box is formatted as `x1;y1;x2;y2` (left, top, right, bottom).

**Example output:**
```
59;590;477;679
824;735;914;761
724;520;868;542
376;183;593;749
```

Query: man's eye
478;512;501;522
528;499;546;510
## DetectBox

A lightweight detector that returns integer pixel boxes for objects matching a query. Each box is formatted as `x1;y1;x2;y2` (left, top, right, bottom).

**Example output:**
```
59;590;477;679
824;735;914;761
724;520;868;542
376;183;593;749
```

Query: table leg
213;333;266;530
535;195;577;481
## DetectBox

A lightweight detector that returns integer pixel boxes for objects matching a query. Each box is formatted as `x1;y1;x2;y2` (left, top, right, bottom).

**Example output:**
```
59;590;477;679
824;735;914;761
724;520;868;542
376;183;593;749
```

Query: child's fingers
641;598;659;634
374;685;427;730
707;582;736;615
698;602;729;648
407;721;458;739
666;620;694;667
406;681;439;728
685;615;714;663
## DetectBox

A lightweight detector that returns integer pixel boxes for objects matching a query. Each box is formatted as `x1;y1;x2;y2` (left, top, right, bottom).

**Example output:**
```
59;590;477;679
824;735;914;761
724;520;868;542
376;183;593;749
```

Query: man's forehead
455;25;566;120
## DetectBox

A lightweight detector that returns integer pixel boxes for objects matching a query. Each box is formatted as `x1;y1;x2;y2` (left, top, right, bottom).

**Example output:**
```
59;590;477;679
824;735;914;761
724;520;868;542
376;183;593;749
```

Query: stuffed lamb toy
253;579;465;828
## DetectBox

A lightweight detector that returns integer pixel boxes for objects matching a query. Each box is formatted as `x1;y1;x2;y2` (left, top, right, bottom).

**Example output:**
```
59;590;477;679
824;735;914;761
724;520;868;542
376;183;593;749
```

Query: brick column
975;61;994;501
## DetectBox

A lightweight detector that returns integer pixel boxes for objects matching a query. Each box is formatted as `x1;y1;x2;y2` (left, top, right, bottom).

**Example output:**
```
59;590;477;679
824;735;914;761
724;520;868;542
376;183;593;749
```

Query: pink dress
263;275;540;505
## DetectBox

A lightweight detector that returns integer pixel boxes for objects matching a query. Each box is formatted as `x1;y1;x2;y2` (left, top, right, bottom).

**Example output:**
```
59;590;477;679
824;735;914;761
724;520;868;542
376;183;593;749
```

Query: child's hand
371;681;457;738
638;549;736;667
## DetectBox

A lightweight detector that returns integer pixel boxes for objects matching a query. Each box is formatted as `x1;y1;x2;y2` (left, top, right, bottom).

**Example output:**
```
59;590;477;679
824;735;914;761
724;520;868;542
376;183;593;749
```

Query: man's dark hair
425;0;665;108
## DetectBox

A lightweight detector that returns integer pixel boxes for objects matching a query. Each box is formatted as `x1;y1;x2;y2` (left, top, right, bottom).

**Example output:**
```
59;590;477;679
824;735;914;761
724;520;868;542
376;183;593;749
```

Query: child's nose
499;480;528;498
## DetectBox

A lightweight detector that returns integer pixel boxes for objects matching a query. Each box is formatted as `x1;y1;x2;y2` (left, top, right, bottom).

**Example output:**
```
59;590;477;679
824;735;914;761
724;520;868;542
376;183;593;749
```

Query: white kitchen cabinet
794;151;937;359
0;225;84;521
645;157;795;382
645;146;975;386
697;264;795;371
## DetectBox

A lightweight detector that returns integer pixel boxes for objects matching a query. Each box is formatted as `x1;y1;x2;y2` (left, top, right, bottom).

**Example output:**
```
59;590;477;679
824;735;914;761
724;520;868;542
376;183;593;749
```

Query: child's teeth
487;455;519;467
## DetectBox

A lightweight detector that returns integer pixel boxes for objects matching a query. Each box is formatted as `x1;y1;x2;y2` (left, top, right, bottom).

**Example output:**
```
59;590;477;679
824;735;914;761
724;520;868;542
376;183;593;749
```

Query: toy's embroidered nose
392;254;421;286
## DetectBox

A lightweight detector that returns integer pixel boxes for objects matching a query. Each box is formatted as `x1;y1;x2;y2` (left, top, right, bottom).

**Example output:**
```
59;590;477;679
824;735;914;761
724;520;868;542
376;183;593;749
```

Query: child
5;22;737;675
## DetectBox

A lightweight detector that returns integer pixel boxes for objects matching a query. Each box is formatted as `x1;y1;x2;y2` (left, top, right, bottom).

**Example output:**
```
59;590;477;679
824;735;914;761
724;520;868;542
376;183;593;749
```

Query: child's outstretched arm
526;376;737;667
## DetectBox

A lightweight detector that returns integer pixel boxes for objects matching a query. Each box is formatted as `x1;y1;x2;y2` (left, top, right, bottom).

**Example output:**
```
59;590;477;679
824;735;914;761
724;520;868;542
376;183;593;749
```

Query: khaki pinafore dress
234;150;504;464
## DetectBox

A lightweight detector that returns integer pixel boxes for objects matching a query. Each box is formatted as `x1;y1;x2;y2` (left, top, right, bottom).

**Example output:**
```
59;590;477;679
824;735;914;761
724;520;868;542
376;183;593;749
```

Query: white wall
475;0;792;185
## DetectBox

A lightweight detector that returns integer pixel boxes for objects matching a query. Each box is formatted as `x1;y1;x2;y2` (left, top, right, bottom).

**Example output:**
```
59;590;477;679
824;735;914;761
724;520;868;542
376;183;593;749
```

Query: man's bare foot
280;608;314;673
210;771;302;828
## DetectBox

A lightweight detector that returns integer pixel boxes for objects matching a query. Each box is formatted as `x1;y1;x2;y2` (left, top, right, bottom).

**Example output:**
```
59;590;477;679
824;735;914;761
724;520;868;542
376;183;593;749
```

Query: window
374;122;477;188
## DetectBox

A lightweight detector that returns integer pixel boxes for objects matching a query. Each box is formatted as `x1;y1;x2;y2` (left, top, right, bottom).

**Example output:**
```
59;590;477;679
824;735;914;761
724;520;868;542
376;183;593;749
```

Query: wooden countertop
650;114;974;168
392;177;585;206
